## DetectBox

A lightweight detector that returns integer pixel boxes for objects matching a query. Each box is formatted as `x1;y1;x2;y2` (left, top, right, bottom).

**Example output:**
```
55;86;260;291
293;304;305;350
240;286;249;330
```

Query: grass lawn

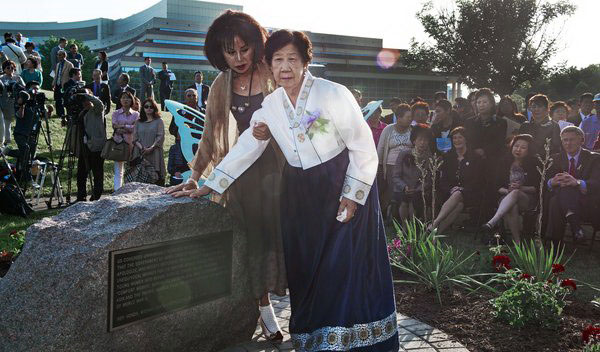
1;89;176;235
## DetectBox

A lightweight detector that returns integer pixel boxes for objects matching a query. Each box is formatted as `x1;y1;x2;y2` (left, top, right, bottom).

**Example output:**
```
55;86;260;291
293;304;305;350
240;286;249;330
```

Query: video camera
17;85;47;109
63;81;87;121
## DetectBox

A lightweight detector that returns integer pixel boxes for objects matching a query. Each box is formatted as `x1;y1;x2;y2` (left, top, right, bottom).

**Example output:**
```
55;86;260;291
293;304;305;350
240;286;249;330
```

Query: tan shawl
189;62;276;177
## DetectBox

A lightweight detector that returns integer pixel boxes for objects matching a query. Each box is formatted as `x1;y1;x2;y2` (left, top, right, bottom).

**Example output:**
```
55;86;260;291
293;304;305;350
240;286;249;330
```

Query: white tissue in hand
336;208;348;222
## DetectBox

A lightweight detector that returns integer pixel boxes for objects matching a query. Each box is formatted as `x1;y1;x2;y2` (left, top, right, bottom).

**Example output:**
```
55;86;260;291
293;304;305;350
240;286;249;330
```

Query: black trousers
547;186;585;246
76;145;104;201
54;85;64;117
160;89;172;111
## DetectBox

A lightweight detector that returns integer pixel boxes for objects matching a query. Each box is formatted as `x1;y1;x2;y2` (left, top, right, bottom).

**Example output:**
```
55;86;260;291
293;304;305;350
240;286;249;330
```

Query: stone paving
221;295;470;352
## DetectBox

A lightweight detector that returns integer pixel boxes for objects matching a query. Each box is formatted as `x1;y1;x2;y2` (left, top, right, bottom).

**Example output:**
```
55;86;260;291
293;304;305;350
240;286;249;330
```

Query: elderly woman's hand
165;179;198;197
190;185;213;198
337;197;358;223
252;122;271;140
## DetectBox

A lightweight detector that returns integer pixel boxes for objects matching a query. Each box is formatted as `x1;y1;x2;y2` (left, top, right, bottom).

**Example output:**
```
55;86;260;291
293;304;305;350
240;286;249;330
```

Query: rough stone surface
0;183;258;352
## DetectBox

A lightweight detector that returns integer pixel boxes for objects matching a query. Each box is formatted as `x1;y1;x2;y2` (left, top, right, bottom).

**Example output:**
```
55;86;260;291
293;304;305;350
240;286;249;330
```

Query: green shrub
584;343;600;352
491;271;570;329
392;238;477;306
508;240;570;282
0;230;26;257
388;218;437;265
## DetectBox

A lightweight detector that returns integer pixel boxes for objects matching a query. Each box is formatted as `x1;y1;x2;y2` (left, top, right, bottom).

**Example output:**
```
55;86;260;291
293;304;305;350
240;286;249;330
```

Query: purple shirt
579;114;600;149
370;121;387;146
111;108;139;144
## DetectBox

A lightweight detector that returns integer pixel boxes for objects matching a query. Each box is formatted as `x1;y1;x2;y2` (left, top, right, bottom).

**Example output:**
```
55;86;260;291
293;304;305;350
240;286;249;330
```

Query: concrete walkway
221;295;470;352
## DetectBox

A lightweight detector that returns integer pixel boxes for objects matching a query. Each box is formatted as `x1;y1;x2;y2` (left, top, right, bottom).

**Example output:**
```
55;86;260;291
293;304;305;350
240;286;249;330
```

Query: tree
404;0;576;95
37;36;96;90
517;64;600;101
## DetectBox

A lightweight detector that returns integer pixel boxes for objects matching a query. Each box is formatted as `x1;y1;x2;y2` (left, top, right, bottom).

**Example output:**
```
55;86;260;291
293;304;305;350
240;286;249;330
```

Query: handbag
124;157;159;184
101;138;130;161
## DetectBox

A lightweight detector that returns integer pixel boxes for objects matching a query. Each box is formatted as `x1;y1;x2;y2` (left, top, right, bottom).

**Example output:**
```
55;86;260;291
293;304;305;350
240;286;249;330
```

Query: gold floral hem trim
291;311;398;351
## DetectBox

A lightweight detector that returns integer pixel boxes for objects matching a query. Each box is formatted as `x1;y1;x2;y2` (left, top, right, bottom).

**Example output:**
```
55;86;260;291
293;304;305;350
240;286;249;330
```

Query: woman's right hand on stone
165;179;198;197
189;185;213;198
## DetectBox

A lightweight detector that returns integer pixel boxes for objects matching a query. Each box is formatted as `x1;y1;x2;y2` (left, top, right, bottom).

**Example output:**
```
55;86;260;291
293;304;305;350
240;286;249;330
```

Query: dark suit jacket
186;83;209;107
546;149;600;197
85;81;111;115
112;85;136;110
518;119;562;156
464;115;508;160
439;149;485;200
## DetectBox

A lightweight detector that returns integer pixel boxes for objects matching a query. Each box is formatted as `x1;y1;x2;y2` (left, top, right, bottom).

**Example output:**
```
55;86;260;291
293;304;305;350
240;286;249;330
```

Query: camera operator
74;90;106;201
13;80;46;187
0;60;25;148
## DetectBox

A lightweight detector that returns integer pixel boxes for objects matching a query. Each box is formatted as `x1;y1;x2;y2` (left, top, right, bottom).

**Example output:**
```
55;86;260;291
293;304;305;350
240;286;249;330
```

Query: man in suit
546;126;600;246
139;57;156;101
382;97;401;125
112;73;136;110
157;62;173;111
52;50;75;117
50;37;67;76
568;92;595;127
186;71;209;111
85;69;111;115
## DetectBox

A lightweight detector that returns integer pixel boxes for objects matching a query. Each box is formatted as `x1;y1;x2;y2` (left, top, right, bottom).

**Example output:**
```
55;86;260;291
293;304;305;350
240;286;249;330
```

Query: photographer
74;90;106;201
0;60;25;148
13;80;46;187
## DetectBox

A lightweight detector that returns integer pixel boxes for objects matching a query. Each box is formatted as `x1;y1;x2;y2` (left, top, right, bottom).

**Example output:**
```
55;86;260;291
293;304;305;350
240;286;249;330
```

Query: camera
14;82;47;111
0;81;24;100
63;81;87;121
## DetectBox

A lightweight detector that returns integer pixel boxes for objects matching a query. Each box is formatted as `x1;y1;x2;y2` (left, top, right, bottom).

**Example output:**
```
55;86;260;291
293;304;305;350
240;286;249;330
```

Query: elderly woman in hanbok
193;30;398;351
165;10;286;341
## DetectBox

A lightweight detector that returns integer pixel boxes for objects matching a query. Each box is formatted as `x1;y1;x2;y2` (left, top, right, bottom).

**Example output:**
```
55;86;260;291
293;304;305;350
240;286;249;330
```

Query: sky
4;0;597;68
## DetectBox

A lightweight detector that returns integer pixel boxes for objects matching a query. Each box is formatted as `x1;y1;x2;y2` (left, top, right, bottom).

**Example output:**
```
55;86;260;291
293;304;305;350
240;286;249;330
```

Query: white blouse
204;71;378;205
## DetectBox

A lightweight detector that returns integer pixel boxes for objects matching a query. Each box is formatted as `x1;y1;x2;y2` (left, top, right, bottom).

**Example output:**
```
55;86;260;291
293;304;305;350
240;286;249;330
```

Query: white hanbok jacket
204;72;378;205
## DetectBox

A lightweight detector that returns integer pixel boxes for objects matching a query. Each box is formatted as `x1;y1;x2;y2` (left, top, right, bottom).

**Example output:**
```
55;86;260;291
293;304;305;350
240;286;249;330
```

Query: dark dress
281;149;399;351
226;92;287;298
439;149;485;207
494;155;540;209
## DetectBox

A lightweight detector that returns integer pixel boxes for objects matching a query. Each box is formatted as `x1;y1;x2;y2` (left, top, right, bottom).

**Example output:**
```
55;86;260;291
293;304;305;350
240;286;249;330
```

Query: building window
142;52;208;60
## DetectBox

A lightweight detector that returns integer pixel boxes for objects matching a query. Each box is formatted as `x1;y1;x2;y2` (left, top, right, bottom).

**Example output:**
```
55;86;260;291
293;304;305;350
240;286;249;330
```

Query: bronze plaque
107;231;233;331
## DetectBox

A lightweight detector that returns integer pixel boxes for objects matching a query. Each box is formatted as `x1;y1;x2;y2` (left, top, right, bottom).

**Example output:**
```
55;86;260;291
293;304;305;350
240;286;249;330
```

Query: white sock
259;304;281;334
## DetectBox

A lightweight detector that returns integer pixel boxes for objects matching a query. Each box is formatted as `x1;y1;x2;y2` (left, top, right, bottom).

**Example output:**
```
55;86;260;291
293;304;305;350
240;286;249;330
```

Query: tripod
0;146;31;213
46;116;78;209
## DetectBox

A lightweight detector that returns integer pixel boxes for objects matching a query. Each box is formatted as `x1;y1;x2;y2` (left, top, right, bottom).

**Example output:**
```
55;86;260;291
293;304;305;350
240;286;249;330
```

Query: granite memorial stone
0;183;258;352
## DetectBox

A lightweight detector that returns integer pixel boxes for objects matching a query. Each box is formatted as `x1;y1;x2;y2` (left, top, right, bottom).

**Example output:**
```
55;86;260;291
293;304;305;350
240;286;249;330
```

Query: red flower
582;325;600;344
492;255;511;271
519;273;532;280
9;230;17;236
552;264;565;274
560;278;577;290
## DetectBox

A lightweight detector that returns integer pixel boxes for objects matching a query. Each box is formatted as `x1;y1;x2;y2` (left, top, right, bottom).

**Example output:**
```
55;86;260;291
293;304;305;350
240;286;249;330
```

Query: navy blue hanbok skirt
281;149;399;351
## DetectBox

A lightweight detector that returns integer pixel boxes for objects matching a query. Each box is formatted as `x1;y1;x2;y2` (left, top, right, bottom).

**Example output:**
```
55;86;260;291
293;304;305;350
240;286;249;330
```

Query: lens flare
376;49;400;69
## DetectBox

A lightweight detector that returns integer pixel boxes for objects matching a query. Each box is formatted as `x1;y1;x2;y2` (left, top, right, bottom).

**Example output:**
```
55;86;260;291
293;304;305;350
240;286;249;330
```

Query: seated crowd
1;33;599;247
364;88;600;246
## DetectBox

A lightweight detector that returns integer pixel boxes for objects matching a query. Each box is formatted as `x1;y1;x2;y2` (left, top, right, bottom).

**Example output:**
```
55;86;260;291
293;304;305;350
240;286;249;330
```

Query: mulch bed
394;279;600;352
